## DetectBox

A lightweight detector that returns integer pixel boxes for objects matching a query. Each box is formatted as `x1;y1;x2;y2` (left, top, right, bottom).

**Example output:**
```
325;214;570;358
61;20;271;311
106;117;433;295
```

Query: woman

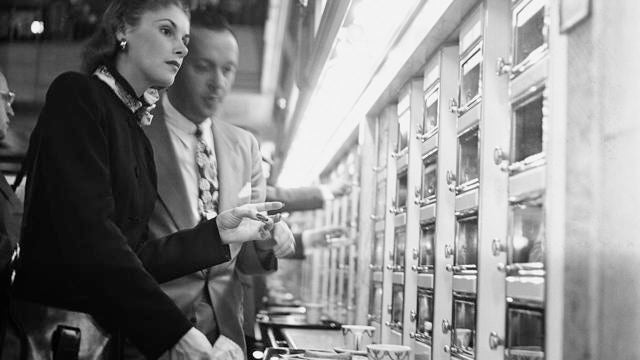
4;1;279;359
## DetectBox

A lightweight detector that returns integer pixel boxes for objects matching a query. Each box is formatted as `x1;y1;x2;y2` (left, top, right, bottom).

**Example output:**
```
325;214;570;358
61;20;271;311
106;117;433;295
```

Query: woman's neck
114;57;147;98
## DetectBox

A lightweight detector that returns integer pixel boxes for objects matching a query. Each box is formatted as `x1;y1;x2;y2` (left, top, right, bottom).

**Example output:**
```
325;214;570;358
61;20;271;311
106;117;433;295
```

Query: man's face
168;26;238;123
0;72;14;140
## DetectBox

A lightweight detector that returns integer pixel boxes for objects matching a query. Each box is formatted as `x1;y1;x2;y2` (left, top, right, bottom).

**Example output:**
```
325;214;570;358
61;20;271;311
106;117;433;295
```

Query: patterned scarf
93;65;159;126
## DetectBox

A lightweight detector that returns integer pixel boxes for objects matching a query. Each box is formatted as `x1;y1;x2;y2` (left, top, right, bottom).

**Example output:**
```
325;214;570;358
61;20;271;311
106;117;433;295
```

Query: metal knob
415;124;427;142
448;98;460;115
493;146;509;172
491;238;505;256
414;198;427;206
441;319;451;334
497;263;514;273
446;170;457;193
412;248;419;260
370;214;383;221
443;345;450;353
446;170;456;185
414;186;426;206
386;264;395;271
411;265;418;272
391;151;402;159
385;321;392;327
445;264;453;272
489;332;505;350
496;57;512;76
387;305;393;314
410;310;417;321
444;244;454;258
493;146;506;165
367;314;375;321
409;332;415;339
389;201;402;214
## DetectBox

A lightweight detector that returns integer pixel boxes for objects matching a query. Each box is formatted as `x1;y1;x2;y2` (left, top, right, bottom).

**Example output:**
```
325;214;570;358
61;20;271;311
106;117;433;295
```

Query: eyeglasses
1;90;15;107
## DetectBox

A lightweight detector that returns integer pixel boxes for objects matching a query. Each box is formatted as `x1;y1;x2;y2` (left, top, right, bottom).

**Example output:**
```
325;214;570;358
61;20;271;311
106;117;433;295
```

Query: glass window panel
375;180;386;217
417;289;434;337
397;109;410;152
460;49;482;108
372;231;385;268
510;202;545;264
369;282;383;323
423;86;440;134
514;1;546;66
392;284;404;328
394;227;406;270
396;172;408;210
418;224;435;270
513;95;544;163
506;306;544;360
453;298;476;353
457;129;480;185
455;216;478;269
422;156;438;201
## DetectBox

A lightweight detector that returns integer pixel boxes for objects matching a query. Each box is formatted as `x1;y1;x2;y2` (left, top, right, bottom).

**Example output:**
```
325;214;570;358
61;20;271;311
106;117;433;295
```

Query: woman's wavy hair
82;0;190;74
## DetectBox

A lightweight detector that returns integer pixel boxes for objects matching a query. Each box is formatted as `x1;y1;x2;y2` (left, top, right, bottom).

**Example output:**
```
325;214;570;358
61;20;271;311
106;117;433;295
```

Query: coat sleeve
33;73;222;358
236;133;277;274
266;185;325;212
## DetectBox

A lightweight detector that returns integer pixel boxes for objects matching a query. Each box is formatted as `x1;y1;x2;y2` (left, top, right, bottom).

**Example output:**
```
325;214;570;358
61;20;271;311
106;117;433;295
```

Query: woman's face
119;4;190;91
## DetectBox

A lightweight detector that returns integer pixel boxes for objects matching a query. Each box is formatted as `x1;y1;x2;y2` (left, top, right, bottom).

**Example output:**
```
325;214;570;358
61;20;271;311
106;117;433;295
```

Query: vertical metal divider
545;1;567;358
475;0;512;359
432;44;460;360
403;79;425;356
382;104;399;344
355;115;377;325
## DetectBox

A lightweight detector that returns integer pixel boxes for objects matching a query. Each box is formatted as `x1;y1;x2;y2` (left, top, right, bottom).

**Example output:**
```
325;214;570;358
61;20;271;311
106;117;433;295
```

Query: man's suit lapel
145;106;193;229
211;120;243;257
211;120;235;212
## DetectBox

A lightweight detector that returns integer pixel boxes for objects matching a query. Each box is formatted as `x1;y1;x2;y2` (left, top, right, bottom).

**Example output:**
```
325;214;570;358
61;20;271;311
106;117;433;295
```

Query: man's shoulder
213;119;256;143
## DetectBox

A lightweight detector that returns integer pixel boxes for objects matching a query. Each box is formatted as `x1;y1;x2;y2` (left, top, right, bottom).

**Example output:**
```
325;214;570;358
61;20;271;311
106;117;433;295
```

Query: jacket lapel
211;119;235;212
145;105;193;230
211;120;243;256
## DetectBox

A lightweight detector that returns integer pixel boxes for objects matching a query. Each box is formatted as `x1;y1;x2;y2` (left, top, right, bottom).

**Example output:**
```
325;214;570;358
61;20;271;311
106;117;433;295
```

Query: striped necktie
195;125;219;221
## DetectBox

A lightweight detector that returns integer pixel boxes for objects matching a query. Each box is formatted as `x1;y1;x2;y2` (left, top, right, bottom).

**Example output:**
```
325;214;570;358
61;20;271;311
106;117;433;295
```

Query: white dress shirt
162;95;217;227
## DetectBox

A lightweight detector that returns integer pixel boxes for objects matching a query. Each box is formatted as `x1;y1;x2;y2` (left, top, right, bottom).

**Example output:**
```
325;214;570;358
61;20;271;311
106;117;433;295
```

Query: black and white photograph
0;0;637;359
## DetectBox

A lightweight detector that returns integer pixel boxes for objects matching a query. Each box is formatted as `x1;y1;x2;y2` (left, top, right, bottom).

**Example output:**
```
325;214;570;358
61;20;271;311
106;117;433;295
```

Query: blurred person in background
1;1;284;359
262;153;351;213
139;7;295;360
0;69;23;358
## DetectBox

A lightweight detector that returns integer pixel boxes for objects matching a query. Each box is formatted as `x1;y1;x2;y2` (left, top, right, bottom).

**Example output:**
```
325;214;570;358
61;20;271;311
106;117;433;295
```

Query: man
262;155;351;213
0;70;24;358
141;9;294;360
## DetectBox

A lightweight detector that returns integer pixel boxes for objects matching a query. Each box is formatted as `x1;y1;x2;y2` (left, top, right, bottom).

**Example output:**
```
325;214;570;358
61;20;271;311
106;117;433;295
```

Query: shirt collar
163;95;212;143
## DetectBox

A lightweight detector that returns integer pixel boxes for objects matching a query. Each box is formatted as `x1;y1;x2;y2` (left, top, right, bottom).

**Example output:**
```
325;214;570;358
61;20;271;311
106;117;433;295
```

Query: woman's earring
119;39;127;51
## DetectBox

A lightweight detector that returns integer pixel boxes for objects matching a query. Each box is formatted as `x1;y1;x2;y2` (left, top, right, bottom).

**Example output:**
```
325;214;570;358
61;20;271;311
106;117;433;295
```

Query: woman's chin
152;74;176;89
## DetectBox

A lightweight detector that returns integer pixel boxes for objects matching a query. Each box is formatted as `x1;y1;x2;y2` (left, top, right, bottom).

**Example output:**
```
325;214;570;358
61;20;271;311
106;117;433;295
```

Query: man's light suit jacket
143;103;276;353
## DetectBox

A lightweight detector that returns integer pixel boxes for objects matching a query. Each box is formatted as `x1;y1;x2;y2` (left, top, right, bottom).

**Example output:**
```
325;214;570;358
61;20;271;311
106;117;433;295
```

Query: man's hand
255;221;295;258
211;335;244;360
216;202;283;244
328;179;352;197
166;327;214;360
